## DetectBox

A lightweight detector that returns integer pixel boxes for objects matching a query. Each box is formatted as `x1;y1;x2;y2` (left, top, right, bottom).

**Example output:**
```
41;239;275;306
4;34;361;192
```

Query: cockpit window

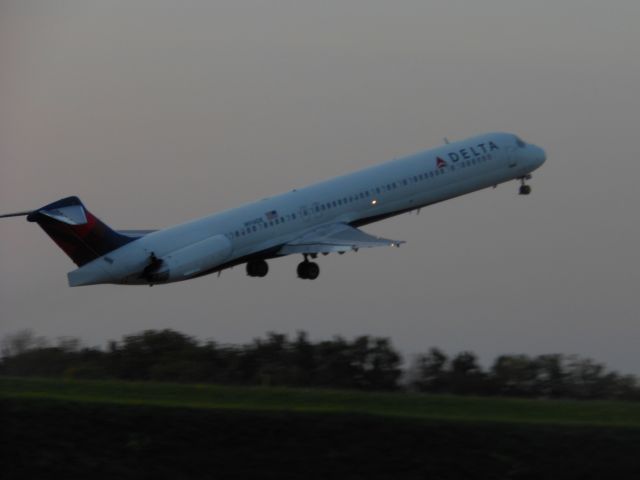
515;136;526;148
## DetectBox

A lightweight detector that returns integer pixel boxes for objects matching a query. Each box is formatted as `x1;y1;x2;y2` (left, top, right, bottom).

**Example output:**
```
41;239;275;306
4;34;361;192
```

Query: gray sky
1;0;639;373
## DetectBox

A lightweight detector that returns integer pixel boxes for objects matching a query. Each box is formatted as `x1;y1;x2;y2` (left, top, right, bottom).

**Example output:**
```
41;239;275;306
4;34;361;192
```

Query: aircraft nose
529;144;546;169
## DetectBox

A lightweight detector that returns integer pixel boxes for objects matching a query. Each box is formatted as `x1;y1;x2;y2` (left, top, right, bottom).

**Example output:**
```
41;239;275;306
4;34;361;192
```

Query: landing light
371;199;378;205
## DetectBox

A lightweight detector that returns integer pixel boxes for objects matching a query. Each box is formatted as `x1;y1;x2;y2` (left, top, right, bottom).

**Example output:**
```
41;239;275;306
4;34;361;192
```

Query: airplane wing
278;223;404;255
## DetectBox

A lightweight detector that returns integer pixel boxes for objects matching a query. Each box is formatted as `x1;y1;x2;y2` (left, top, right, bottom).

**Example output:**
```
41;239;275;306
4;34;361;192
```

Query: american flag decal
265;210;279;221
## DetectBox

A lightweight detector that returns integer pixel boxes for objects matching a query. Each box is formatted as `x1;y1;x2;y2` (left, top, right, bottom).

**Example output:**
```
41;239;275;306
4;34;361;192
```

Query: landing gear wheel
297;261;320;280
519;184;531;195
246;259;269;277
306;262;319;280
519;176;532;195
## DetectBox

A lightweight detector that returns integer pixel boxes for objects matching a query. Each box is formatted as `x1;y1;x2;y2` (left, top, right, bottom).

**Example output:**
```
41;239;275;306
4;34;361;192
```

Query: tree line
1;329;638;400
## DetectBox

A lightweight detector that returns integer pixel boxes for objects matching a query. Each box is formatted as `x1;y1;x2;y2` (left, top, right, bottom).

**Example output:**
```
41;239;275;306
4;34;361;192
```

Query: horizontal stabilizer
0;210;33;219
278;223;404;255
40;204;87;225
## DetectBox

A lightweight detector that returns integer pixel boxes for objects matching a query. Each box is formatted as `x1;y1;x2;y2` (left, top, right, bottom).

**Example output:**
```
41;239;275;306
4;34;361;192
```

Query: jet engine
147;234;232;283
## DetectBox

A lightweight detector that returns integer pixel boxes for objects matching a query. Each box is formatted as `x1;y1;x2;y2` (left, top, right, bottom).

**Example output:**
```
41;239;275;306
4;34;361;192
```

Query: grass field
3;376;640;427
3;376;640;479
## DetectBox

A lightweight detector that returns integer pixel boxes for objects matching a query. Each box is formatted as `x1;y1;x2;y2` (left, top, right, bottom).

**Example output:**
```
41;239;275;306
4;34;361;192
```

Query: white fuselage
67;132;545;286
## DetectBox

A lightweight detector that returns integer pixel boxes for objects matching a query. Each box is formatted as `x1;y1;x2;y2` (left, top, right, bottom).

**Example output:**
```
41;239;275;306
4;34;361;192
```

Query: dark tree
448;351;486;394
409;348;450;393
2;329;640;400
490;354;541;397
107;329;202;381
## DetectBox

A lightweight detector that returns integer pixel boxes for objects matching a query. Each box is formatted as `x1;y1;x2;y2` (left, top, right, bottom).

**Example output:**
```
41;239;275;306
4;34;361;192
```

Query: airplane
1;132;545;286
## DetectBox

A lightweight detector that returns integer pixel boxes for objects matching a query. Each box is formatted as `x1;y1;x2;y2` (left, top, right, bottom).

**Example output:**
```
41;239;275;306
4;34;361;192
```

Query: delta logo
436;157;447;169
447;141;500;163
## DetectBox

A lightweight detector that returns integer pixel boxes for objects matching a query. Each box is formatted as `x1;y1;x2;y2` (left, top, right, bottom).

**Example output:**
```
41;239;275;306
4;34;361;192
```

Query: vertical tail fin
27;196;134;266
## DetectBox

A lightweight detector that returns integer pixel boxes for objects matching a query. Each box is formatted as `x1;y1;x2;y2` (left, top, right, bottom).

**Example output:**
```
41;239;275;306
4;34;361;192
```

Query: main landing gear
519;175;532;195
245;255;321;280
246;259;269;277
297;255;320;280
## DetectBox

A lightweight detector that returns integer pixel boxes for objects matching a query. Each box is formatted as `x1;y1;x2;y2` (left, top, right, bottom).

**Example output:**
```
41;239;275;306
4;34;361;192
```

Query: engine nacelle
151;234;233;282
68;233;233;286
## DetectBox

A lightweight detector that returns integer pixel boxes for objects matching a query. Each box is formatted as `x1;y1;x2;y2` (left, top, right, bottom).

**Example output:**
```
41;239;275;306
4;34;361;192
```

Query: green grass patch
3;376;640;427
4;377;640;479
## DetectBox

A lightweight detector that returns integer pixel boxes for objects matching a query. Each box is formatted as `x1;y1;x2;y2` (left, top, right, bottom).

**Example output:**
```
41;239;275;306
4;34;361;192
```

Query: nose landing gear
519;175;532;195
